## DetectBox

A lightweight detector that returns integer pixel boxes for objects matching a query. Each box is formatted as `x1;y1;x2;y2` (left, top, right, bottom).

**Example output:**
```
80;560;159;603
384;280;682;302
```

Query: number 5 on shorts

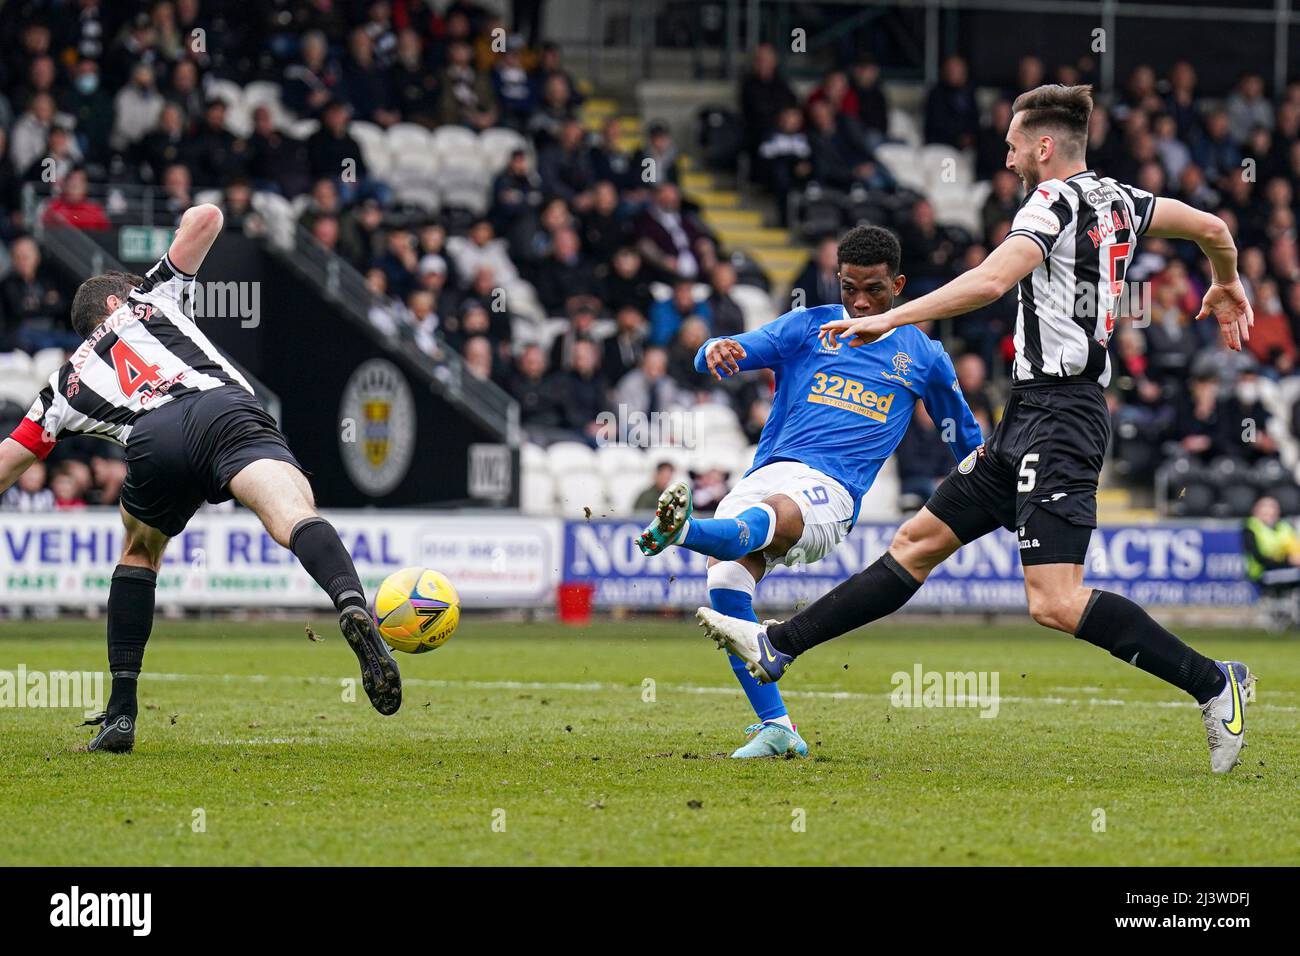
1017;453;1039;492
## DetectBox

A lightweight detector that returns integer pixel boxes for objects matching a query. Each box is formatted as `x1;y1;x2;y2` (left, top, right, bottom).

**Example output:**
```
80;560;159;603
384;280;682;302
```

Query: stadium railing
28;205;283;423
20;181;520;446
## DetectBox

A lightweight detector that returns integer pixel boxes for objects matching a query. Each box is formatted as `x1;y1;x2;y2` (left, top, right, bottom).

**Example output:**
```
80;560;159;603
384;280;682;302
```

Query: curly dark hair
837;224;902;276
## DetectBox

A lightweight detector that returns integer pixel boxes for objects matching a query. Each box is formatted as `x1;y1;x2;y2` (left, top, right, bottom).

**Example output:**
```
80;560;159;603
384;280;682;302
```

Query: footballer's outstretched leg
229;459;402;715
706;558;805;758
84;509;169;753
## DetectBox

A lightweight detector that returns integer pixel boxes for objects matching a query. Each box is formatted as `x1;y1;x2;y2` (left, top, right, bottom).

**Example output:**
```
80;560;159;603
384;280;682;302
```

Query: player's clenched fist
705;339;746;379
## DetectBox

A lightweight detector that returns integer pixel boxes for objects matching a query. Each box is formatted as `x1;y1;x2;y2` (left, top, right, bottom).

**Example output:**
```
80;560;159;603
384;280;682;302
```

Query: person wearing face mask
59;58;113;166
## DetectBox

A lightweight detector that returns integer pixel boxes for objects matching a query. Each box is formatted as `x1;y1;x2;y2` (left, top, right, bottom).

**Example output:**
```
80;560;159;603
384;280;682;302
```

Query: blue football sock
710;584;788;723
682;505;775;561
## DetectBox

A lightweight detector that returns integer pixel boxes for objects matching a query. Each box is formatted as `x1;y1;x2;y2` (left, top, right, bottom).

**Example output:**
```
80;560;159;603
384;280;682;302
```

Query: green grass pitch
1;616;1297;866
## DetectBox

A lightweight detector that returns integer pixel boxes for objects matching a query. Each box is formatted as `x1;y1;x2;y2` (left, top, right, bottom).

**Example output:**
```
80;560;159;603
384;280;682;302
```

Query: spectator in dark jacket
739;43;798;155
924;55;980;149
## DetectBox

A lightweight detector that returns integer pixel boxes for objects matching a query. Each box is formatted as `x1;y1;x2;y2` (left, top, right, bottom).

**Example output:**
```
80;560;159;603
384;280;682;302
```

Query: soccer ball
373;567;461;654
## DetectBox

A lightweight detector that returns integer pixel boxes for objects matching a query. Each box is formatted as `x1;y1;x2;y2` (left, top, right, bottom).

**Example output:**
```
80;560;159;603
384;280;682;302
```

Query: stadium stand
1;2;1297;520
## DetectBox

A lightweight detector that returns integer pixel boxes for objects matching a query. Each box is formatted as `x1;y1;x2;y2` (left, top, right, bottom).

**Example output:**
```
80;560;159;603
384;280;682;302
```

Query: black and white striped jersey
11;255;253;459
1006;170;1156;387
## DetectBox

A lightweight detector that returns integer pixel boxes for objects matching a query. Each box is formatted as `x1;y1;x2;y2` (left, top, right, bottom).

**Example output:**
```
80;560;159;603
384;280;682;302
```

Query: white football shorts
713;460;856;569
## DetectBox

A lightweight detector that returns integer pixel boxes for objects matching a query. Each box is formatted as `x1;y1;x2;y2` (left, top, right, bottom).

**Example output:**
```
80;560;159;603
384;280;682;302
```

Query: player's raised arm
166;203;225;277
0;437;38;496
1145;198;1252;351
694;311;810;381
820;236;1043;347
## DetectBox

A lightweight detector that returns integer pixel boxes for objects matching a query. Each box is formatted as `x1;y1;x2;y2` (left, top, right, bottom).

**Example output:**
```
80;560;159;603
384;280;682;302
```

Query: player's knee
1026;591;1073;633
890;520;947;572
120;533;166;572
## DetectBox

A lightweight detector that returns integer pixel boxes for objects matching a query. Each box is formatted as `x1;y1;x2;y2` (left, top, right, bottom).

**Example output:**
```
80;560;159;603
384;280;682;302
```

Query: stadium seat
874;144;926;193
431;125;481;161
547;441;596;474
386;123;436;165
251;191;296;250
929;181;982;235
195;188;223;206
521;468;556;514
732;283;778;331
479;127;531;173
555;469;609;517
30;347;66;384
204;77;244;109
348;121;390;177
920;144;975;191
858;456;901;520
605;472;650;516
521;441;548;470
287;118;319;139
887;108;922;147
596;444;649;477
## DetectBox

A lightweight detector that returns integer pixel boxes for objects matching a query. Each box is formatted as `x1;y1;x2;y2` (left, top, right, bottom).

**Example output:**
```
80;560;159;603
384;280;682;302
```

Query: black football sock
106;565;157;720
1074;590;1226;704
767;552;922;657
289;517;367;612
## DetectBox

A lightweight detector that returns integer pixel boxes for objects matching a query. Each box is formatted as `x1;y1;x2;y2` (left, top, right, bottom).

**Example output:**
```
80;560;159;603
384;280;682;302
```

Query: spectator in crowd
707;261;746;339
110;64;164;154
650;278;712;347
1243;495;1300;597
603;305;647;387
633;461;677;512
739;43;798;157
1172;373;1236;463
43;167;109;230
557;338;608;444
635;183;714;280
896;404;955;505
0;236;71;352
0;460;53;511
848;57;888;147
613;346;689;419
924;55;979;149
438;40;497;130
509;343;576;445
283;30;340;117
600;246;653;314
790;236;841;310
756;107;812;221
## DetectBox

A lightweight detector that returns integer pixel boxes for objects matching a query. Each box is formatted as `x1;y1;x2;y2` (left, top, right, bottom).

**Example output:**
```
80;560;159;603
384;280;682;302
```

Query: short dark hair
837;224;902;276
70;271;142;338
1011;83;1093;160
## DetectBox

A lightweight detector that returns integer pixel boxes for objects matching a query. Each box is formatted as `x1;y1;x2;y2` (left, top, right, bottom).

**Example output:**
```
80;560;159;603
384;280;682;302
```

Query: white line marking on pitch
141;672;1299;713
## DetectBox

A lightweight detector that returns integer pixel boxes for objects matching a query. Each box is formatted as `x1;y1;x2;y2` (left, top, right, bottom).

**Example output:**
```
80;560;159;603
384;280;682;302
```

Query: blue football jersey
694;304;984;517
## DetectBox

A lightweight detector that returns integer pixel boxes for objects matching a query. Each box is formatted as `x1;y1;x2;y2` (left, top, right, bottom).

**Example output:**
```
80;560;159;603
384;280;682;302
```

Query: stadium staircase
578;96;804;294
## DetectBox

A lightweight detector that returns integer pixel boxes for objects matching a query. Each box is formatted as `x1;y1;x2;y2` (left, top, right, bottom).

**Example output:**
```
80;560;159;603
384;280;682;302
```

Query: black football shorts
121;387;303;537
925;379;1110;566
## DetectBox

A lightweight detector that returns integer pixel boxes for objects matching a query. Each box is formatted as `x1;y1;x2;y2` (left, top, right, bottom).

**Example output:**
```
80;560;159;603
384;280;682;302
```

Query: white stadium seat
287;118;319;139
431;125;481;160
731;283;778;331
920;143;975;192
547;441;596;474
875;143;925;192
888;107;922;147
31;347;66;384
478;127;530;173
554;469;609;517
596;444;649;477
521;469;556;515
